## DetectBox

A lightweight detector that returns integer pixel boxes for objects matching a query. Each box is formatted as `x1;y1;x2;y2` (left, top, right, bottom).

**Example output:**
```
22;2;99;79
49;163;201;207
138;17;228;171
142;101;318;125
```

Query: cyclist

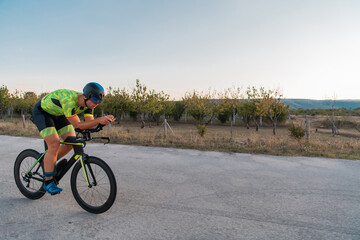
31;82;115;194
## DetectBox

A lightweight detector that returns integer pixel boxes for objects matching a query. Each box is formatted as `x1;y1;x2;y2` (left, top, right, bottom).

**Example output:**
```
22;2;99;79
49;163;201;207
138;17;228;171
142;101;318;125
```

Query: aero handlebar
75;124;110;144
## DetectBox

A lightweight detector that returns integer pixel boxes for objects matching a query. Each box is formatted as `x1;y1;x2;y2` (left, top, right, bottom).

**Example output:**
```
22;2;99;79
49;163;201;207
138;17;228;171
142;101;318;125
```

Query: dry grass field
1;116;360;160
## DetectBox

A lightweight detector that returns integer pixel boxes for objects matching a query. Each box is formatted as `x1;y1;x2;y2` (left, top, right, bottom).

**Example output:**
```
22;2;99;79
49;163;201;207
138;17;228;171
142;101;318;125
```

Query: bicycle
14;124;117;214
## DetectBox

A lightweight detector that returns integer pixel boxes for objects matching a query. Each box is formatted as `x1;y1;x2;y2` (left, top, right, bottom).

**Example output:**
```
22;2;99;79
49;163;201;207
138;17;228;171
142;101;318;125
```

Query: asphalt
1;135;360;240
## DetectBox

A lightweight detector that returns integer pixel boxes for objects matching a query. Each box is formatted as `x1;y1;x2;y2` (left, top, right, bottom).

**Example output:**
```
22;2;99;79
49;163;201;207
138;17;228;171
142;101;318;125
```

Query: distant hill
282;99;360;109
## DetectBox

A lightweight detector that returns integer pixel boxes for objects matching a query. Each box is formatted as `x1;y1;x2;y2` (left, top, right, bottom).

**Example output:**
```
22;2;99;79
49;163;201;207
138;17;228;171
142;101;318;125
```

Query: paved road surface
1;135;360;240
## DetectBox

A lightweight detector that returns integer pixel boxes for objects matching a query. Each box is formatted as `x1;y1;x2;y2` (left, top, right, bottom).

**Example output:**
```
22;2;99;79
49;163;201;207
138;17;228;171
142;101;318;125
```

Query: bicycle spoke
96;182;110;186
94;188;107;202
95;174;107;183
90;189;95;205
96;185;110;192
78;188;89;196
94;165;100;176
79;172;86;182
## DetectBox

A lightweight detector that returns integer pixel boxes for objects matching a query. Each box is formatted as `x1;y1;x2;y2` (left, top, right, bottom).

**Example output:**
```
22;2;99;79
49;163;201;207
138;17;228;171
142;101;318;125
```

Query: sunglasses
90;96;102;104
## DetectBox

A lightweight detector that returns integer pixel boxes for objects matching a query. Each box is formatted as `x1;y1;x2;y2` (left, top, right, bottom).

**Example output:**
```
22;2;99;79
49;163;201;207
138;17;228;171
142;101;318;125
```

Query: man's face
87;98;99;109
86;95;102;109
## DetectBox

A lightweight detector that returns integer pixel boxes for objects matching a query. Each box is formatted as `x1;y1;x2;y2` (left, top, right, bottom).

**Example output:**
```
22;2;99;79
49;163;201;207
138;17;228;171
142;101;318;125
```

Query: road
1;135;360;240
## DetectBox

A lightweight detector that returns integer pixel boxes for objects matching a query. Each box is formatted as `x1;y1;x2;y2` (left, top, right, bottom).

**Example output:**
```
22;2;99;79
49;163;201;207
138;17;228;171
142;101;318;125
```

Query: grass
1;117;360;160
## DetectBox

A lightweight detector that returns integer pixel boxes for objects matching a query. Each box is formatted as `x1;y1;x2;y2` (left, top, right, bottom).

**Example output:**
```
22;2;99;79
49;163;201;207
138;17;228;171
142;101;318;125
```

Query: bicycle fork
76;154;97;188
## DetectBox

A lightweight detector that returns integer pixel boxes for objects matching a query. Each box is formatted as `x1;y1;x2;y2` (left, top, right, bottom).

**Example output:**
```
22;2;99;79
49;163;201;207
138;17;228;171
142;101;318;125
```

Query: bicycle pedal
50;192;60;196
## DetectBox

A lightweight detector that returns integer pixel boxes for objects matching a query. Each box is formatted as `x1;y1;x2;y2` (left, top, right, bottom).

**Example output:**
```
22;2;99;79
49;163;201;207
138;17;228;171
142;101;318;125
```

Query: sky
1;0;360;100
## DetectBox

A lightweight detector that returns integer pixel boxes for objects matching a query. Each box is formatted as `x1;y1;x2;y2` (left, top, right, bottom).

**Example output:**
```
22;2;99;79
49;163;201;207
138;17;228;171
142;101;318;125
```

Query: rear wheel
71;156;117;214
14;149;45;199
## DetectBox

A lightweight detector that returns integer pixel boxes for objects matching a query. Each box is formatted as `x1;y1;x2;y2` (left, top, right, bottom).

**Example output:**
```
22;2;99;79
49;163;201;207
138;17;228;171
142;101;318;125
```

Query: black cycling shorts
32;100;74;138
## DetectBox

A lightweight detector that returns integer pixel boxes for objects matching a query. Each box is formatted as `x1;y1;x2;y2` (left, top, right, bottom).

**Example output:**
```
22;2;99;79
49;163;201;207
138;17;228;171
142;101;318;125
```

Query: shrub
288;123;305;140
196;124;207;137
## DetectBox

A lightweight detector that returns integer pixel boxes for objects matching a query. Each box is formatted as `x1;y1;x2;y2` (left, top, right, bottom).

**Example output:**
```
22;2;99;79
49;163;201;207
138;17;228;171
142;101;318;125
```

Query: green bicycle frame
74;154;90;186
56;138;91;186
26;151;47;177
25;137;91;187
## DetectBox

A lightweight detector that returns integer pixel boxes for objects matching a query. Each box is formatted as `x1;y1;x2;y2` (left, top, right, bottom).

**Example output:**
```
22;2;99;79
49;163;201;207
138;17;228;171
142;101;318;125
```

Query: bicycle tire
14;149;45;200
70;156;117;214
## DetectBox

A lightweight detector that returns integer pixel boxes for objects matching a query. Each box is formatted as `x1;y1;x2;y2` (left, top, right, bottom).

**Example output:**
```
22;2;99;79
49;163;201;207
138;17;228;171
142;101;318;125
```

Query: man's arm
85;115;94;122
67;115;115;130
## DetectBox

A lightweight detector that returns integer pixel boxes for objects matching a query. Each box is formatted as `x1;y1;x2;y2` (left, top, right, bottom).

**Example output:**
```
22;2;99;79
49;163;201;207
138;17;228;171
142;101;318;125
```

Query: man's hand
98;115;116;125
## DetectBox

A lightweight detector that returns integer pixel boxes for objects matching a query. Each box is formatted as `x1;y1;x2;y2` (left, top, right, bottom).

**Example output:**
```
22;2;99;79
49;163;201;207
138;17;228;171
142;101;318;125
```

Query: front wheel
70;156;117;214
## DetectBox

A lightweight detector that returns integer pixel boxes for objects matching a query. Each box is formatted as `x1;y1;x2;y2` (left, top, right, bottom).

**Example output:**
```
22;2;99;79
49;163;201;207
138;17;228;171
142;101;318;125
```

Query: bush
288;123;305;140
196;124;207;137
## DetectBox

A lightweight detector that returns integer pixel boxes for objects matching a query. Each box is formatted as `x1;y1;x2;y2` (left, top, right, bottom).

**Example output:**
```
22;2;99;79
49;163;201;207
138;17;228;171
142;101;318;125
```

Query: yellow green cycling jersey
41;89;93;118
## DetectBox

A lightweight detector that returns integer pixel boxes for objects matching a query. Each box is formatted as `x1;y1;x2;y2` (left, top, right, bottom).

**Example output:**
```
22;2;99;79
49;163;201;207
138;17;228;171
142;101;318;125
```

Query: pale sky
1;0;360;100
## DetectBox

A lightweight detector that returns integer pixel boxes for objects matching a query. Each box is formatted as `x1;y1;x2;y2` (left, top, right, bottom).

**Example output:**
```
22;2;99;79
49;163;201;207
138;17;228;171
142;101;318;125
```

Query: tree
216;87;243;138
242;86;265;131
182;90;215;125
171;101;185;121
23;91;38;114
38;92;49;99
102;87;132;123
215;87;242;123
131;79;170;126
131;79;148;121
162;99;176;120
0;85;10;118
182;90;216;137
146;90;170;125
215;99;233;124
261;88;288;135
237;100;253;129
10;90;22;115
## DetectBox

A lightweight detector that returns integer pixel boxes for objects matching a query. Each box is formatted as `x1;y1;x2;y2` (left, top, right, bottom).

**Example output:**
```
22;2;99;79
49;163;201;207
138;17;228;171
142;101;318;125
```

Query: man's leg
43;133;60;181
42;133;63;194
57;131;76;159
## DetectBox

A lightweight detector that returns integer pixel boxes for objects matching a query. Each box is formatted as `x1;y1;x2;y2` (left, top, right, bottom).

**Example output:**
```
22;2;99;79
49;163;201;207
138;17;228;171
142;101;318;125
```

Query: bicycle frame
25;151;46;181
24;123;110;187
25;136;92;187
55;136;90;185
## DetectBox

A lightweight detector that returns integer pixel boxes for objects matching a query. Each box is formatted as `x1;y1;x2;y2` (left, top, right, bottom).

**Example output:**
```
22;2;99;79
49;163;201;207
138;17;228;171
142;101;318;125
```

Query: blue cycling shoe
43;182;63;195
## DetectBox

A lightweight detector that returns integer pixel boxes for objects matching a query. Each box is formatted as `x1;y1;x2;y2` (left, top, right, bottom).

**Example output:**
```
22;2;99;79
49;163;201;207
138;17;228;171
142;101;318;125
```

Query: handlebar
75;124;110;144
75;123;105;133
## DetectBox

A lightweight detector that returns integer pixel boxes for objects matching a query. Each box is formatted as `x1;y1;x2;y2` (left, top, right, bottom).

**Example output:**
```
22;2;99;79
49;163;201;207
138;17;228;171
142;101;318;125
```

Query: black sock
45;179;53;185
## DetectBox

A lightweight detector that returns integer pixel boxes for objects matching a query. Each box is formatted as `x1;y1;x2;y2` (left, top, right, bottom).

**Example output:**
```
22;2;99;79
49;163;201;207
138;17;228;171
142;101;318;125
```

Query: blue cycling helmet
83;82;104;105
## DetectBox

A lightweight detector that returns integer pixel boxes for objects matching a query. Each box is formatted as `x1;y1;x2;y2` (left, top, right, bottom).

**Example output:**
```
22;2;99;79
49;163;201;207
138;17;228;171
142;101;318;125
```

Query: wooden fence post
305;116;310;142
233;109;236;125
230;117;233;139
22;114;26;128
